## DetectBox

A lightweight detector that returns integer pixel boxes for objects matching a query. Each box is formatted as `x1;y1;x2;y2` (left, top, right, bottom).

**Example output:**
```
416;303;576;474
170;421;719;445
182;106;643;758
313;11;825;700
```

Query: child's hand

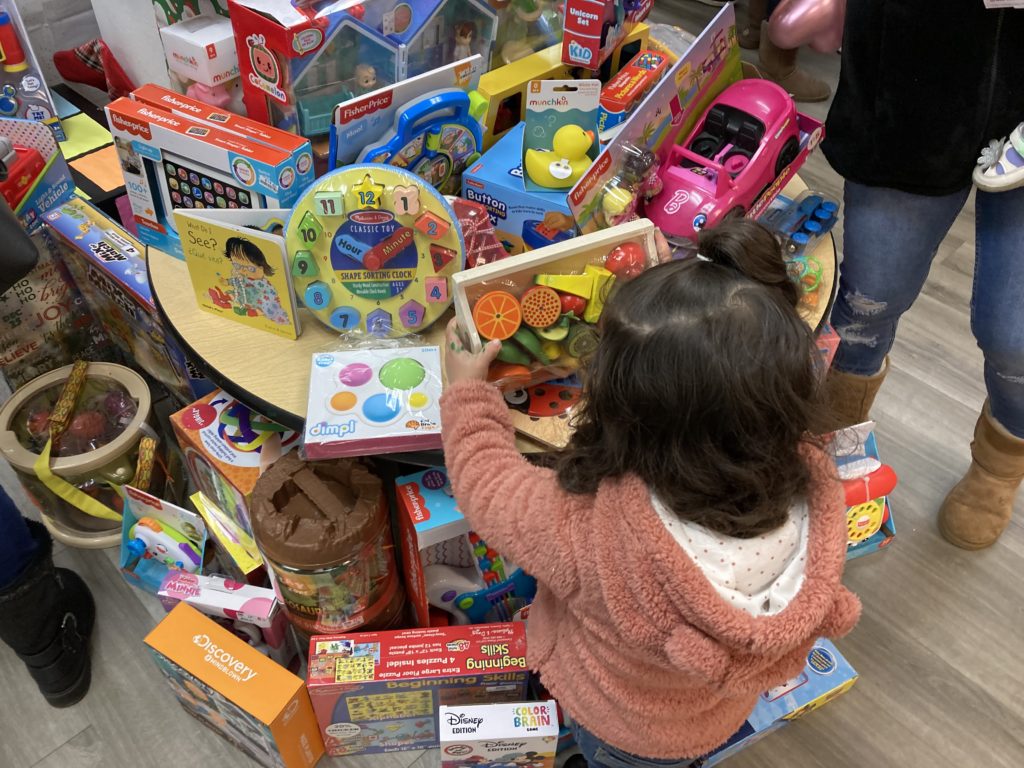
445;317;502;386
654;229;674;263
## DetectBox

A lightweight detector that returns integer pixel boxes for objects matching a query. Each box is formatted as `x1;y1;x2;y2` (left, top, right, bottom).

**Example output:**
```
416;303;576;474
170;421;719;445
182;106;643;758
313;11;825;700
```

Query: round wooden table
149;186;836;440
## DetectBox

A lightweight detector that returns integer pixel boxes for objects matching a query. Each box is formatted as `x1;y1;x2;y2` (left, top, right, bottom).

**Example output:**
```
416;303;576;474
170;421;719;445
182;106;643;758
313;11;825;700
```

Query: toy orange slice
520;285;562;328
473;290;522;340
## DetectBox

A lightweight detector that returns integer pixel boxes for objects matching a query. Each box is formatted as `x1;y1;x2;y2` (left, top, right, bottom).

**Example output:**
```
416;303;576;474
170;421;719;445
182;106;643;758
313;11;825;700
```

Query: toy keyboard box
43;197;213;402
145;603;325;768
130;83;315;191
171;389;299;539
697;640;858;766
303;346;443;460
306;623;530;756
463;123;576;256
439;700;560;768
105;97;306;258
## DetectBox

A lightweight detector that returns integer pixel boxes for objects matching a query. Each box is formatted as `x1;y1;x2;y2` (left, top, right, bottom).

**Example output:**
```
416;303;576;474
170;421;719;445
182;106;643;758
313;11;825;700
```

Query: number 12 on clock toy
285;164;466;336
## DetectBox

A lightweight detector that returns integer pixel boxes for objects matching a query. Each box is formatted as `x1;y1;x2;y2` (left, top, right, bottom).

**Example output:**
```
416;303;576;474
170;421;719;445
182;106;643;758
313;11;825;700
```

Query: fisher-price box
145;603;325;768
463;123;576;256
697;640;858;766
439;701;560;768
306;623;529;756
171;390;299;538
105;97;306;258
44;197;213;401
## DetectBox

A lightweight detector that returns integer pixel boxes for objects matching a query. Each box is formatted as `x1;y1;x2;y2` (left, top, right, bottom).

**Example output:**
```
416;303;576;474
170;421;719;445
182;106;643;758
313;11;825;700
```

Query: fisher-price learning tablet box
44;197;213;401
697;640;857;766
303;346;444;460
439;701;560;768
145;603;325;768
463;123;576;256
306;623;529;756
105;97;306;258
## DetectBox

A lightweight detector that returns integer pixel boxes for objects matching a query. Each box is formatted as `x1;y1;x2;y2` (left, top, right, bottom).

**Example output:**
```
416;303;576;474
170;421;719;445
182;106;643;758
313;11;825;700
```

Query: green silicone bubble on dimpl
378;358;426;390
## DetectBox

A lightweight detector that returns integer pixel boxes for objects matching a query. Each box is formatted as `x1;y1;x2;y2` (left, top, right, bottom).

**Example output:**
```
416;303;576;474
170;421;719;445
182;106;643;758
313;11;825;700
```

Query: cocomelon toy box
395;467;536;628
439;700;560;768
306;623;529;756
170;389;299;538
229;0;497;138
463;123;576;256
146;603;325;768
105;96;307;258
44;197;213;401
696;640;858;766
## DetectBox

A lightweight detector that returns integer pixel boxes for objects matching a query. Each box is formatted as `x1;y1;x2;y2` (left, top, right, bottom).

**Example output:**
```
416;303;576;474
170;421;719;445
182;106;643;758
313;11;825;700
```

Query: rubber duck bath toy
525;125;595;188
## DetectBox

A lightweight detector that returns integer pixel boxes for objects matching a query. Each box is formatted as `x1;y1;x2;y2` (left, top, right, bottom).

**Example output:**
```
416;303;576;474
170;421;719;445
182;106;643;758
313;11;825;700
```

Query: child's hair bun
696;218;799;309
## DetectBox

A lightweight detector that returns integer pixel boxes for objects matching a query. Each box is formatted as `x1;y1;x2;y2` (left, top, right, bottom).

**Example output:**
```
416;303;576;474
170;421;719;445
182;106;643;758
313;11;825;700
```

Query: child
441;219;860;765
222;237;289;324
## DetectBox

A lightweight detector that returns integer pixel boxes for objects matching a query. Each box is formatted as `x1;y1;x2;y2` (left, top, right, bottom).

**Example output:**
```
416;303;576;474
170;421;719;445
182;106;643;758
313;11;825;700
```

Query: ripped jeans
831;180;1024;438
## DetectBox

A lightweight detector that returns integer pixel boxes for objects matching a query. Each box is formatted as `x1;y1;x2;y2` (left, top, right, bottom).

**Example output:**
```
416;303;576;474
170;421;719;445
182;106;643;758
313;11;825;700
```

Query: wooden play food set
453;218;658;388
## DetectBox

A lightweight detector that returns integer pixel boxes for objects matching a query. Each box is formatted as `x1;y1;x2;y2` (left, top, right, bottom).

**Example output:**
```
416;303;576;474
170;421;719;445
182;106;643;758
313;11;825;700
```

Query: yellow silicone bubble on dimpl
409;392;429;409
330;391;357;412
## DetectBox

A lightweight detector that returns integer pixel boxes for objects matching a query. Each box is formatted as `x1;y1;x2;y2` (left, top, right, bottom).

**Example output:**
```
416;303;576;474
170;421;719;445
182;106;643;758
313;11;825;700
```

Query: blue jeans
0;484;38;589
831;181;1024;438
570;722;696;768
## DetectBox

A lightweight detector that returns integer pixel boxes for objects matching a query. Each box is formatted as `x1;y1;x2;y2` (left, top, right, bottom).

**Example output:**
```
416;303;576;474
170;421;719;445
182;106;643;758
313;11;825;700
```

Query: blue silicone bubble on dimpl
363;392;402;423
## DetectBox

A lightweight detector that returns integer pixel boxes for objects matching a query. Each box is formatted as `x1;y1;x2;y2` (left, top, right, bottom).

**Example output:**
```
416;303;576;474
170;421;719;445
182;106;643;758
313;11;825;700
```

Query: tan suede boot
938;403;1024;550
738;0;766;49
823;358;889;432
757;22;832;102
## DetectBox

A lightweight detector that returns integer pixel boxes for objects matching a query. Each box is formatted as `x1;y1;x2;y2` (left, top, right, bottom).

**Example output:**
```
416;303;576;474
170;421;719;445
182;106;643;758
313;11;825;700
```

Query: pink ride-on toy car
645;79;800;246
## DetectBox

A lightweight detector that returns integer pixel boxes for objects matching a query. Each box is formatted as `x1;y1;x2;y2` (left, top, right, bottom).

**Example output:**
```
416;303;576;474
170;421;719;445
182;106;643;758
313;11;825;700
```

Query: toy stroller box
306;623;529;756
439;701;560;768
145;603;325;768
463;123;575;256
105;97;306;258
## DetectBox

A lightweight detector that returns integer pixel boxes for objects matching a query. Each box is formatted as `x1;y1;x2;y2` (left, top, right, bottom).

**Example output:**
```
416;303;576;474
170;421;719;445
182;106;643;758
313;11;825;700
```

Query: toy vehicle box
306;623;529;756
598;49;668;134
463;123;576;256
171;389;299;538
145;603;325;768
105;97;306;258
43;197;213;402
130;83;315;190
0;118;75;233
439;700;560;768
696;640;857;766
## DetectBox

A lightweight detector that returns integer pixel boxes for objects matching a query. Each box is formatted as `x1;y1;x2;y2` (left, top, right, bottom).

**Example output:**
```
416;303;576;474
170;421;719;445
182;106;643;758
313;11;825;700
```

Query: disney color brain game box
306;624;529;756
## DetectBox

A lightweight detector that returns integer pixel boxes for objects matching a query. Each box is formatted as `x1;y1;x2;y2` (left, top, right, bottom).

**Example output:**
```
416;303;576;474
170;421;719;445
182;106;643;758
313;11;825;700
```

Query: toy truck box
105;97;306;258
439;701;560;768
463;123;576;256
145;603;325;768
306;623;529;756
44;197;213;401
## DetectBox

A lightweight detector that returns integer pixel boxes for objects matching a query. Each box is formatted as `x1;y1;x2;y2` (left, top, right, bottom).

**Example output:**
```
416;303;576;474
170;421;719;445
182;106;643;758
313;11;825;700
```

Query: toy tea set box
146;603;325;768
439;700;560;768
306;623;529;756
44;197;214;401
463;124;576;256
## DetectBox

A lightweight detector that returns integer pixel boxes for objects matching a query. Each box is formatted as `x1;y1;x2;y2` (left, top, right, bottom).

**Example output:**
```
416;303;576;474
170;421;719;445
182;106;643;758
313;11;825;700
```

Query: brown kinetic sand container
250;452;404;637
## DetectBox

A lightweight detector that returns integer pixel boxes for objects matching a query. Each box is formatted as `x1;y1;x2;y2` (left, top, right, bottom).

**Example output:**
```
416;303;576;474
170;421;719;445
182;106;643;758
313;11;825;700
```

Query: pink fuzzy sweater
440;381;861;759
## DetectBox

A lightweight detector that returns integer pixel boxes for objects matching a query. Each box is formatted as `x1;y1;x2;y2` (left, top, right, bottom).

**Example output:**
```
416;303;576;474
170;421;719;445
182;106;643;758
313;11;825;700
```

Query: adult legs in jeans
569;722;696;768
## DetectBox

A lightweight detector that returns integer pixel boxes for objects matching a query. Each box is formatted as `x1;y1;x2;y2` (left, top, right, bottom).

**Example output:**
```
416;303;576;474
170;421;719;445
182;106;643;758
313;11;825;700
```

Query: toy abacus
285;164;465;335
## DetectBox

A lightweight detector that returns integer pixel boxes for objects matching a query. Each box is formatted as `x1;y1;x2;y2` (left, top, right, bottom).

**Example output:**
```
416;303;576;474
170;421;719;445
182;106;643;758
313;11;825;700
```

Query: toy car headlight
692;213;707;230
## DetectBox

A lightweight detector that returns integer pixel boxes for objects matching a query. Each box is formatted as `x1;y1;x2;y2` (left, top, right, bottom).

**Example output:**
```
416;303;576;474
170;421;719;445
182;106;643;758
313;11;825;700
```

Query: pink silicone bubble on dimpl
339;363;374;387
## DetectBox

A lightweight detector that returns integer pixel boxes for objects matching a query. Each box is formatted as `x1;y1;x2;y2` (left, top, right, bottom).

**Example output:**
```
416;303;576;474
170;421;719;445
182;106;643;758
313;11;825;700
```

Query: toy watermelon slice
473;291;522;340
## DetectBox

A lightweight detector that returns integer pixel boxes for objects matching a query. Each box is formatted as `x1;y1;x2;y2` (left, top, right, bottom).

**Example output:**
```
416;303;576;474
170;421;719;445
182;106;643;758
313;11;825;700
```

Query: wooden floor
2;3;1023;766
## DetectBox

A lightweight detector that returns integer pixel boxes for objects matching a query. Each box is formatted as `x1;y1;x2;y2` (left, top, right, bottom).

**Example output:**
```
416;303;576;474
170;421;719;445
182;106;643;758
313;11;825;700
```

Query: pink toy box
229;0;497;138
561;0;652;71
105;96;307;258
306;623;529;756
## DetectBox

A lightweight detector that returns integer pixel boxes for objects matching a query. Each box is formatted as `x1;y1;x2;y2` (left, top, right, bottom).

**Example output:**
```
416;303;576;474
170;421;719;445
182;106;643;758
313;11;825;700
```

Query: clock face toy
285;164;465;335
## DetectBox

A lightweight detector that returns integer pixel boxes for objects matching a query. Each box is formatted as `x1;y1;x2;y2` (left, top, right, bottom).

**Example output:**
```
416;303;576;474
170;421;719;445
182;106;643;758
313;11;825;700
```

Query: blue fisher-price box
45;197;213;401
462;123;575;256
697;640;858;766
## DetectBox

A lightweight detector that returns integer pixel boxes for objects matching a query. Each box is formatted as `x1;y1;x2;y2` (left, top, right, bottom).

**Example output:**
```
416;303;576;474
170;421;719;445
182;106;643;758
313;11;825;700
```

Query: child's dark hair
225;236;275;276
556;218;823;538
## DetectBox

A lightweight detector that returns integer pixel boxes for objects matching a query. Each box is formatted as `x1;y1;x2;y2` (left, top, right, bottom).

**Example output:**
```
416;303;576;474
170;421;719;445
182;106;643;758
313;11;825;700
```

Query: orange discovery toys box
145;603;324;768
306;624;529;756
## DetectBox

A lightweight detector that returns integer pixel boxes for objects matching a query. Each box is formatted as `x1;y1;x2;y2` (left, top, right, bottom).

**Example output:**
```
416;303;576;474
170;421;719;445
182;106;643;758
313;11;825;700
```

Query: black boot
0;519;96;707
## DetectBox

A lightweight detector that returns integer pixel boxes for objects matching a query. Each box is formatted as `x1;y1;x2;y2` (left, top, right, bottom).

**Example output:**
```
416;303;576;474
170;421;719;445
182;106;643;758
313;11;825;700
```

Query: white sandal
974;122;1024;192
